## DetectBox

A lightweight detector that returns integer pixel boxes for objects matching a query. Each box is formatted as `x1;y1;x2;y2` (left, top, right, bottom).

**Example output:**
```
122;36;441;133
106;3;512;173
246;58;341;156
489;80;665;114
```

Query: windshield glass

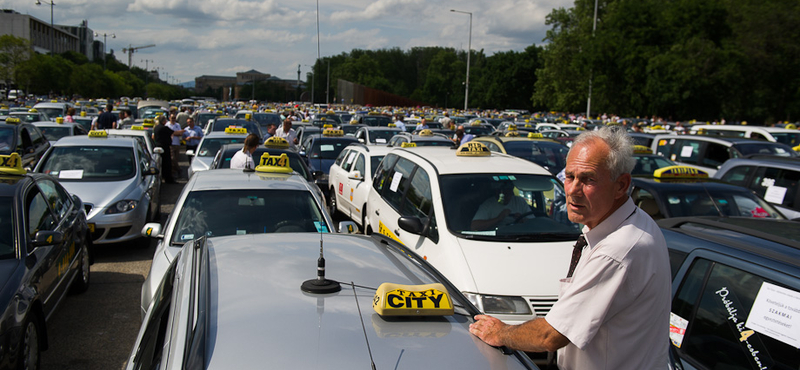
39;126;72;142
221;149;310;179
361;116;392;126
632;155;676;175
771;132;800;146
441;174;580;241
196;113;220;128
211;120;261;136
504;141;569;175
35;108;63;118
0;197;13;259
171;189;327;244
368;130;398;144
463;126;494;135
40;146;136;181
414;140;453;147
658;190;784;219
309;139;353;160
0;127;16;154
197;137;245;157
735;143;797;157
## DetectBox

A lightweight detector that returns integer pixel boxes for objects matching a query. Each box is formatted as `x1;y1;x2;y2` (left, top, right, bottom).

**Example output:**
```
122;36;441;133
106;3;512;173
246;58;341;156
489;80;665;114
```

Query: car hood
190;156;213;172
60;180;138;217
454;237;573;297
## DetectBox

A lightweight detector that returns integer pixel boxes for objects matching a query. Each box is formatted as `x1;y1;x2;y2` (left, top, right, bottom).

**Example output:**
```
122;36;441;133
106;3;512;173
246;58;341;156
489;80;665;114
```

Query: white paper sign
670;312;689;348
345;152;356;165
389;172;403;192
764;186;787;204
320;144;334;151
680;146;694;158
59;170;84;179
375;138;386;143
745;281;800;348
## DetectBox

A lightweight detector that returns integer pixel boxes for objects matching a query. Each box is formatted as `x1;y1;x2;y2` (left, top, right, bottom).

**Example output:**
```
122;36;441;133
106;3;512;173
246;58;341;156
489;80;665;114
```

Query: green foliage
0;35;31;88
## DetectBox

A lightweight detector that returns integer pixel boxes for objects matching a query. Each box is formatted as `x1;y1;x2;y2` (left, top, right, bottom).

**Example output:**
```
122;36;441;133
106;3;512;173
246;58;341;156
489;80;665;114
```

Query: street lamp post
451;9;472;111
586;0;599;120
94;32;115;70
35;0;55;56
304;64;315;103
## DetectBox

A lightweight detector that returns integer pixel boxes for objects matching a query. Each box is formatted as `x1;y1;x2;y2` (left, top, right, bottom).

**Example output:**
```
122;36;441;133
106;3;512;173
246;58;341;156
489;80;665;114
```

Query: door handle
394;229;401;235
375;209;380;216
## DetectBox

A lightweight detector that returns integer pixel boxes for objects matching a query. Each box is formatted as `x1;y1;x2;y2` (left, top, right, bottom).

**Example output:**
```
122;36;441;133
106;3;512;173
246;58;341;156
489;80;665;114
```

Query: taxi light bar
131;125;145;131
0;153;25;175
264;136;290;149
418;129;433;137
88;130;108;138
528;132;543;138
255;153;292;174
401;142;417;148
456;141;491;157
5;117;21;124
633;145;652;154
505;131;520;137
224;126;248;135
372;283;454;316
322;129;344;137
653;165;709;179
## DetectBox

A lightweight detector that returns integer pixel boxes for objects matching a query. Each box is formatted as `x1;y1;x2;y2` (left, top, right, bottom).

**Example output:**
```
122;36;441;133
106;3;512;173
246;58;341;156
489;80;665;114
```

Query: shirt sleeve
545;252;629;349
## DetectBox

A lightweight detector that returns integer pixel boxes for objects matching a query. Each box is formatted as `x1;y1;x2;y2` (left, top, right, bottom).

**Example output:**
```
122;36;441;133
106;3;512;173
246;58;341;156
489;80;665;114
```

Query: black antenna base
301;278;341;294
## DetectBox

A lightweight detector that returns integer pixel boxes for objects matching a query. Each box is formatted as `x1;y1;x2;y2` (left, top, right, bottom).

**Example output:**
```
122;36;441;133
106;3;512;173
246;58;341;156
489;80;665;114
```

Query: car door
136;142;159;220
329;148;352;214
36;178;83;301
748;166;800;219
343;152;367;221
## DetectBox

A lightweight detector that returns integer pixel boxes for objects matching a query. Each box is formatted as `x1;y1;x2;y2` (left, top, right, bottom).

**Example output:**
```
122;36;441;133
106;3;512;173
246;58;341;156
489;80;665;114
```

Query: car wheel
328;188;339;217
70;244;90;294
19;315;41;370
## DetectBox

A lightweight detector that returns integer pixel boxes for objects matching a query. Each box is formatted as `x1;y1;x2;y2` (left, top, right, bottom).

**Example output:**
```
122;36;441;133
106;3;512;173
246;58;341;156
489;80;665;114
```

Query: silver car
126;233;539;369
35;133;160;244
186;131;247;177
138;166;337;315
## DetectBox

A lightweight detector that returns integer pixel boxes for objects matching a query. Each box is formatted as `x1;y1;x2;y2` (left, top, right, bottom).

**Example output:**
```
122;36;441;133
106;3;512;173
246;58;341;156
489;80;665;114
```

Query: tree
0;35;31;89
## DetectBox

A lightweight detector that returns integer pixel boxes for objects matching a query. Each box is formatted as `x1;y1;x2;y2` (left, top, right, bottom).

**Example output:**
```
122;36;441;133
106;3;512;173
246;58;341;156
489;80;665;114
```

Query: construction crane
122;44;156;68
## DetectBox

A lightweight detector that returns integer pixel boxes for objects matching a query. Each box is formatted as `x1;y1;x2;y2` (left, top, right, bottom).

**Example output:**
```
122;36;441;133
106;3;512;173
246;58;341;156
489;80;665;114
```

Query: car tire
70;244;90;294
328;188;340;217
18;314;41;370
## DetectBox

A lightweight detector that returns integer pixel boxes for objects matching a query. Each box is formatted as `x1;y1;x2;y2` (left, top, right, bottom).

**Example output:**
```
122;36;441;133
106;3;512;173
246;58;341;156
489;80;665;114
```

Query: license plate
87;223;95;233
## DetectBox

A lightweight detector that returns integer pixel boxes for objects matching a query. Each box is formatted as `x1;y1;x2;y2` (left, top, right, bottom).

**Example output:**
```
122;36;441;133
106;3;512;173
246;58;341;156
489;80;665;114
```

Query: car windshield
414;140;453;147
735;143;797;157
440;173;580;241
197;137;245;157
503;141;569;175
39;126;73;142
170;189;327;244
196;113;220;128
0;127;16;154
40;146;136;181
340;125;360;136
11;114;41;123
632;155;676;175
308;139;353;160
368;130;397;144
659;190;785;219
770;132;800;147
0;197;13;259
361;116;392;126
463;126;494;135
35;108;63;118
211;120;261;136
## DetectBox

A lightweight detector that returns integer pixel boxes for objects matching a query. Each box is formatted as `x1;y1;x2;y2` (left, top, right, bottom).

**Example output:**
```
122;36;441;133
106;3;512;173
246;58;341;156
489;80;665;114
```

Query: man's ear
615;173;632;199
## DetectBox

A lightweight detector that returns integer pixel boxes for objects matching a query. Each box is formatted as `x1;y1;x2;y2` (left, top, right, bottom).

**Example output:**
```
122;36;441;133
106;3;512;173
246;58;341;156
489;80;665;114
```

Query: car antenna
301;228;341;294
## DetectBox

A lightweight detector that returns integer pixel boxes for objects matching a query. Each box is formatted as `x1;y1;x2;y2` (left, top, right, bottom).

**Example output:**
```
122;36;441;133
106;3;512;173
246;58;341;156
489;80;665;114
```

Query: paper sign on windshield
59;170;84;179
764;186;787;204
680;146;694;158
745;282;800;348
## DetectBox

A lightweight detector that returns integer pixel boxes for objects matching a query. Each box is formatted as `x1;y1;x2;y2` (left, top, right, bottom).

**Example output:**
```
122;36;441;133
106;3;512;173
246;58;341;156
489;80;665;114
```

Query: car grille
107;226;131;239
84;204;93;215
529;297;558;317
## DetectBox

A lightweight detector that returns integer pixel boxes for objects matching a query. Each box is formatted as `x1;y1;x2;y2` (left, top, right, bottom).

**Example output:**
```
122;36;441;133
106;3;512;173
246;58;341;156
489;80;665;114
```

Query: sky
4;0;573;85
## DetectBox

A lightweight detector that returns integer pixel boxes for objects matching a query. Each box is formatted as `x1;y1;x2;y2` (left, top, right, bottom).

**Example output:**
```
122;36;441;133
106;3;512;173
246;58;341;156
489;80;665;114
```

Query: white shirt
275;127;297;149
545;198;670;370
230;149;255;169
167;122;182;145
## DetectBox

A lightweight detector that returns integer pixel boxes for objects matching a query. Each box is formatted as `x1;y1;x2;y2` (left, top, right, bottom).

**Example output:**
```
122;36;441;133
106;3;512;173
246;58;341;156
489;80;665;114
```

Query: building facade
0;9;93;60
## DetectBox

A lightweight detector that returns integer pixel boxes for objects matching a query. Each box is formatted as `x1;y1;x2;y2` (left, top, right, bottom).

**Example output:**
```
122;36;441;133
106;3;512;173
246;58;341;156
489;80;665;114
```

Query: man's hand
470;315;507;347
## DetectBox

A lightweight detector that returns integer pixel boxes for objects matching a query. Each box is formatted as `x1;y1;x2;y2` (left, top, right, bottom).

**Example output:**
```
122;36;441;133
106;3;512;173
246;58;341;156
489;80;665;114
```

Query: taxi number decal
57;242;76;277
261;156;288;167
0;155;19;168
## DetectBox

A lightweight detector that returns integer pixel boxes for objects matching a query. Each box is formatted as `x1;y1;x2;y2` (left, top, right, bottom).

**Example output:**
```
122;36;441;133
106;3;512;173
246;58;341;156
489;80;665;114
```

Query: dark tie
567;235;587;278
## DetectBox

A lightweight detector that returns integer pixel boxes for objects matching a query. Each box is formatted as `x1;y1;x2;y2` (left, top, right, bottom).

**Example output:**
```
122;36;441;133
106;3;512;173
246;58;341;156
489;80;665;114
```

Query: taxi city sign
653;165;709;179
527;132;543;138
264;136;290;149
0;153;25;175
131;125;145;131
224;126;248;135
457;141;491;157
255;153;292;174
372;282;454;316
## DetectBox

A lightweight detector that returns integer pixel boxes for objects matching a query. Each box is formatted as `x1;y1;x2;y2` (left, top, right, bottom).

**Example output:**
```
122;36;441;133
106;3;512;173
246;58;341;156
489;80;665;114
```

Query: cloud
322;29;389;50
127;0;309;26
329;0;426;23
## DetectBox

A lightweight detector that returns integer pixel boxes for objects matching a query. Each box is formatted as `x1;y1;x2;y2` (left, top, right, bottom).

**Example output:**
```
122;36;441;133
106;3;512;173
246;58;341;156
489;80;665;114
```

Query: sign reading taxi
372;282;454;316
654;165;709;179
255;153;292;174
0;153;25;175
456;141;491;157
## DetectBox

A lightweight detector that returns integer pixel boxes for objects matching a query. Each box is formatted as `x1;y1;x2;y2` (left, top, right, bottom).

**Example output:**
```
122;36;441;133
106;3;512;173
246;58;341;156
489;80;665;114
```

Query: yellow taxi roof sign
387;123;396;127
372;282;453;316
418;129;433;136
527;132;543;138
401;142;417;148
786;123;797;130
28;108;38;113
255;153;292;174
505;131;520;137
507;124;518;131
245;113;252;120
456;141;491;157
80;111;87;117
653;165;709;179
224;126;248;135
131;125;145;131
264;136;290;149
55;117;64;124
470;121;482;126
5;117;21;124
633;145;652;154
0;153;25;175
322;123;333;129
322;128;344;137
88;130;108;138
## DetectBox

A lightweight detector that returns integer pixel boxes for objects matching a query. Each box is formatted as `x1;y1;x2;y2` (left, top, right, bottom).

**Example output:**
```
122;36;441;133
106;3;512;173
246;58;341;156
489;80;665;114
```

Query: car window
353;154;366;176
483;141;502;152
671;259;800;369
675;140;701;164
37;179;72;220
0;197;14;258
334;148;349;167
400;166;438;243
40;146;136;181
370;156;384;178
341;150;357;172
373;154;398;193
719;165;754;187
28;125;46;147
197;137;244;157
383;157;417;211
26;188;56;246
702;142;730;168
750;167;800;209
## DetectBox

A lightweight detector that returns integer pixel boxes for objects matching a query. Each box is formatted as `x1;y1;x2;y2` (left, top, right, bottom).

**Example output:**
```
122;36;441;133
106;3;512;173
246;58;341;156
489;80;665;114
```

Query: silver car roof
189;234;535;369
52;135;137;147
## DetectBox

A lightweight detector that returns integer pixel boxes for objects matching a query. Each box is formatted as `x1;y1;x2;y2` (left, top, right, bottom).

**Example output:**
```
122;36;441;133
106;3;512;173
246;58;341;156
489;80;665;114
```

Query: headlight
105;200;138;214
463;292;532;315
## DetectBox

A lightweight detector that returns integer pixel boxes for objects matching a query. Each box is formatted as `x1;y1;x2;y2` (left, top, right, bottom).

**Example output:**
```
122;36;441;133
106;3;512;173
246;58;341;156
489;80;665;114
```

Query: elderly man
275;118;298;149
469;127;670;370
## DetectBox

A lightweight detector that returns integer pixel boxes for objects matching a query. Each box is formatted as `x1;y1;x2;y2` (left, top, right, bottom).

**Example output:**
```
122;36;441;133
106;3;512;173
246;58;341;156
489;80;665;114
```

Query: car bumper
87;206;148;244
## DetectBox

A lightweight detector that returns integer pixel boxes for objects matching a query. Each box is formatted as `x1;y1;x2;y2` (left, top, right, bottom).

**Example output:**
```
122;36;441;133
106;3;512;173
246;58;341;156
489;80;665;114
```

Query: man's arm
470;315;570;353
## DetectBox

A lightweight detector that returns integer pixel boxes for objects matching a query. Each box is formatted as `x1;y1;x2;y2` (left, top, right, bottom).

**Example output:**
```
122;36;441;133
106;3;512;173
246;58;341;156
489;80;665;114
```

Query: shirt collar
583;197;636;248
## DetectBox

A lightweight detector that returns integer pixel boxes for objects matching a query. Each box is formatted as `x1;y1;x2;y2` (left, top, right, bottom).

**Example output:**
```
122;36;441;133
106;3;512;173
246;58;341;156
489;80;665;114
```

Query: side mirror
146;167;159;176
348;170;362;181
338;221;358;234
154;147;164;155
141;223;163;238
186;149;195;157
398;216;424;235
32;230;63;247
358;138;365;143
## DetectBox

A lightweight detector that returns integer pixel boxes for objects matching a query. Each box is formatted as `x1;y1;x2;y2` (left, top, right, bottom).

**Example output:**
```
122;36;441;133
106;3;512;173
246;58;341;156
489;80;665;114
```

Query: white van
690;124;800;147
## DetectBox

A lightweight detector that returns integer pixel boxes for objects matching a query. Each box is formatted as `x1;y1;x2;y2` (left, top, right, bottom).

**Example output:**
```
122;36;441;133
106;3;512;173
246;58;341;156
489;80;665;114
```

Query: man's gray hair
572;126;635;180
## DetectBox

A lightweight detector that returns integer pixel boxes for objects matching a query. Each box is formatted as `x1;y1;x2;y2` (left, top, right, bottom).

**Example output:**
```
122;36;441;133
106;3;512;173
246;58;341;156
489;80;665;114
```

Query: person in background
416;118;429;131
275;119;298;149
93;104;117;130
119;110;134;128
263;123;277;139
182;117;203;153
65;107;76;123
166;113;184;179
152;115;176;184
230;134;260;170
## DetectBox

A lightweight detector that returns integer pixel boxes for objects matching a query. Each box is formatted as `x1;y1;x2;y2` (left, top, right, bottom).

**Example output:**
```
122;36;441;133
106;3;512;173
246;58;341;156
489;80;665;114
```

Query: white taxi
366;142;579;324
327;143;393;229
